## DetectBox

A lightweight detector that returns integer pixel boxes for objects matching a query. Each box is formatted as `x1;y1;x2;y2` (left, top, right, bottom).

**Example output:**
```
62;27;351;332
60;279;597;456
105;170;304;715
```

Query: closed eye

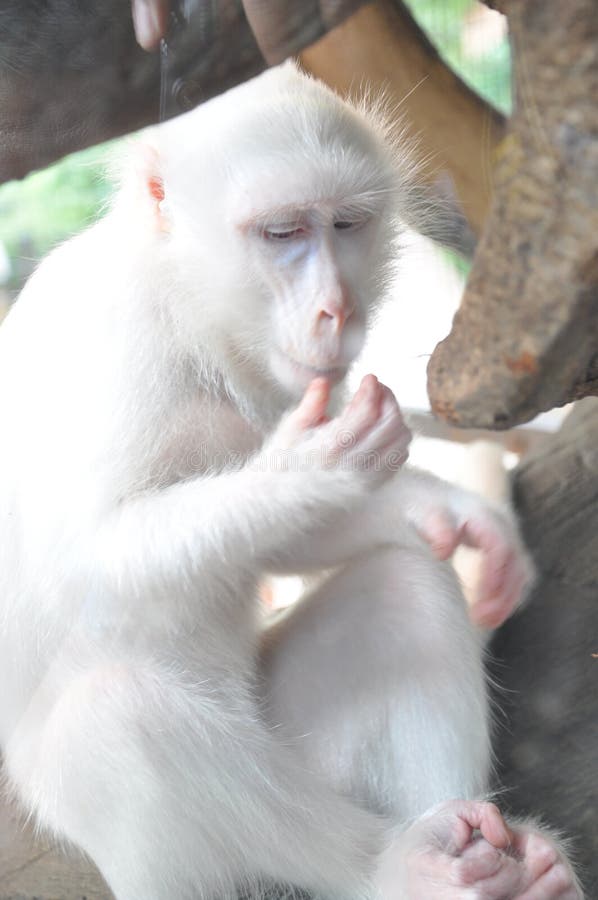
334;218;368;232
263;226;306;241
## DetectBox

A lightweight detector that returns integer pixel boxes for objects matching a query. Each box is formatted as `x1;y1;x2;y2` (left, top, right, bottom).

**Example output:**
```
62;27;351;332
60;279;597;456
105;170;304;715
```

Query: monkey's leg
3;641;388;900
261;547;582;899
262;545;490;820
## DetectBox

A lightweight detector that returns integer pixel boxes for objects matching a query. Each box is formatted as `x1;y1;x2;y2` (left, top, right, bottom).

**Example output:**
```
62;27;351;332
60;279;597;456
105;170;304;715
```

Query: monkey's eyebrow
334;188;394;217
238;195;385;232
237;206;309;232
334;204;374;221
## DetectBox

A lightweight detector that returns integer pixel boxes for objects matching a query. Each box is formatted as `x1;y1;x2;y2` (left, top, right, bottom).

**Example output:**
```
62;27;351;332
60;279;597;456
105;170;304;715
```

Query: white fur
0;64;579;899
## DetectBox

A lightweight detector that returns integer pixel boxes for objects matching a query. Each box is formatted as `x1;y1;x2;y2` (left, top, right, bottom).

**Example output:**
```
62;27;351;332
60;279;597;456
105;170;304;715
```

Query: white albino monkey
0;64;581;899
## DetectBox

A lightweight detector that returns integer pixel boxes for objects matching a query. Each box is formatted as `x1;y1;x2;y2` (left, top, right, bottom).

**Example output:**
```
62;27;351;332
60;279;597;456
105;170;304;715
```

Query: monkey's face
236;202;392;399
157;68;401;399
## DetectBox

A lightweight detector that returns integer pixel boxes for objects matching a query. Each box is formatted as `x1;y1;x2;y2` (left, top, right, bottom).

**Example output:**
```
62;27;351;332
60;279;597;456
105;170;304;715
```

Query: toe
465;854;526;898
512;830;560;880
517;861;582;899
476;802;515;850
452;839;504;884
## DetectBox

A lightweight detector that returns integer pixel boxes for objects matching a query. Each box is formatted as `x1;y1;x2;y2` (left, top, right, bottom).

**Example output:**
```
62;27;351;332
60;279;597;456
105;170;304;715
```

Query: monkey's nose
317;308;345;334
316;300;352;335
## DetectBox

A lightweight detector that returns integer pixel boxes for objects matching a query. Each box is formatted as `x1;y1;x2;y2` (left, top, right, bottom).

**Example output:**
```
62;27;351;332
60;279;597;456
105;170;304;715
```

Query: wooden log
0;0;365;184
428;0;598;428
489;398;598;895
299;0;505;238
0;0;160;184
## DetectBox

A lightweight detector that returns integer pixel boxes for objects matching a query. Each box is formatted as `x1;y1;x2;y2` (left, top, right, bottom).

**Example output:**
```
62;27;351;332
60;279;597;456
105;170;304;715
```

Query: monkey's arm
267;466;534;628
93;463;364;598
90;376;406;598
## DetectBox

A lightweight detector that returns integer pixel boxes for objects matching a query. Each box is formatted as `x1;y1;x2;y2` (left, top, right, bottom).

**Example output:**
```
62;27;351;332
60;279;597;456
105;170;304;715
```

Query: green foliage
0;2;512;293
0;142;117;290
441;247;472;280
404;0;512;114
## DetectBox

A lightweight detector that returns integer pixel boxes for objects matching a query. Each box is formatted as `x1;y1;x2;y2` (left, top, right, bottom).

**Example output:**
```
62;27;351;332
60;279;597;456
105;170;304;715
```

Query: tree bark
0;0;365;184
428;0;598;429
489;399;598;896
299;0;505;239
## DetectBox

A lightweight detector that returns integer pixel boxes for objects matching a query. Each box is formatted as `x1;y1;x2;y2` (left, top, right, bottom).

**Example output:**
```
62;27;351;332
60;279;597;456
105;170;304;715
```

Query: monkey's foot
393;801;582;899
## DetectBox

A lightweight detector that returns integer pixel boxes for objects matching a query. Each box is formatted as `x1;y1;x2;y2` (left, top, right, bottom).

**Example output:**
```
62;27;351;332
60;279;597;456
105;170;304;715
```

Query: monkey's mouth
271;348;348;391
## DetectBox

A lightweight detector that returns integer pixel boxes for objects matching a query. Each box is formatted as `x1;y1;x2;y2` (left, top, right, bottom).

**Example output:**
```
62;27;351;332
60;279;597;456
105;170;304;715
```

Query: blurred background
0;0;522;437
0;0;511;300
3;3;598;897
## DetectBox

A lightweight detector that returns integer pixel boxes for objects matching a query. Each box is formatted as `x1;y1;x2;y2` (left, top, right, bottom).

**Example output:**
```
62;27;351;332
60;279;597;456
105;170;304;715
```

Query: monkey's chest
152;400;265;483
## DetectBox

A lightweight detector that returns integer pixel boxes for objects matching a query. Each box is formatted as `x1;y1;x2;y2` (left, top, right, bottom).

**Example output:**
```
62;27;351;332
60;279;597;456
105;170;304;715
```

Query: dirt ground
0;794;109;900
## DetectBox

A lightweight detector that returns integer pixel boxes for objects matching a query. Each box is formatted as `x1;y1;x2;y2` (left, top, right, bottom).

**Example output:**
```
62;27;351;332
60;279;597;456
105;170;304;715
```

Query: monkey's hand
269;374;411;489
401;476;535;629
131;0;170;50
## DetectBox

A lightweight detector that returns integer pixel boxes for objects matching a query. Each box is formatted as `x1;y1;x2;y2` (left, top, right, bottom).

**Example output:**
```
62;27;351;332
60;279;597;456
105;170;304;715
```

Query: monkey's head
137;64;415;402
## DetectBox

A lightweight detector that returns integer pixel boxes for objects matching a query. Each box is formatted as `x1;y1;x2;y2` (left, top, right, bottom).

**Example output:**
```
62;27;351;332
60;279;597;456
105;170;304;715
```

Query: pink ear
130;143;168;229
148;175;165;204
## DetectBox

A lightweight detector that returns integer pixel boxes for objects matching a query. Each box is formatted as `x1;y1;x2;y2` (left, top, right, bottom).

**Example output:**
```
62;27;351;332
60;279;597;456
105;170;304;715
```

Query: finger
357;385;410;454
462;517;512;598
295;378;331;429
242;0;292;64
380;436;410;472
377;381;401;411
275;378;330;448
346;374;381;416
470;551;529;628
377;384;406;431
470;596;514;629
132;0;171;50
336;374;382;444
418;510;461;561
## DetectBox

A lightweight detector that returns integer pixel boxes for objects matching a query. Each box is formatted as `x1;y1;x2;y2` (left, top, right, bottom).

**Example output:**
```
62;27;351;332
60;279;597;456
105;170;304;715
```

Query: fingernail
132;0;163;51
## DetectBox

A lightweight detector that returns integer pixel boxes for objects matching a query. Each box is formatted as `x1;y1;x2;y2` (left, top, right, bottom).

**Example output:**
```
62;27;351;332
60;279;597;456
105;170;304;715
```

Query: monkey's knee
316;543;467;635
264;544;470;682
5;661;152;830
262;543;488;819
